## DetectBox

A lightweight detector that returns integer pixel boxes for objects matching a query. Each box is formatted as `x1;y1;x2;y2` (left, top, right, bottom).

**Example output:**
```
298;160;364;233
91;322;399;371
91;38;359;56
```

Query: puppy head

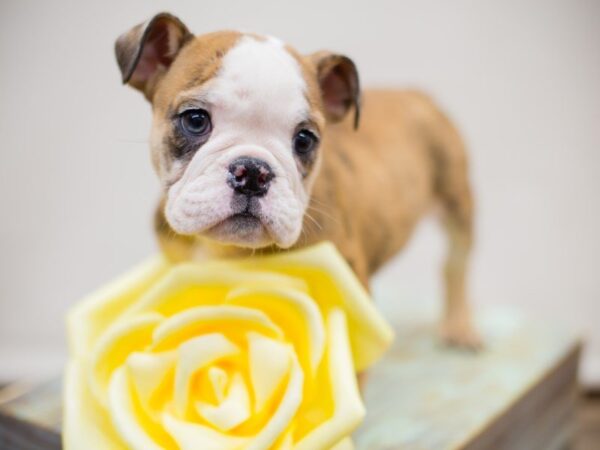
115;13;360;249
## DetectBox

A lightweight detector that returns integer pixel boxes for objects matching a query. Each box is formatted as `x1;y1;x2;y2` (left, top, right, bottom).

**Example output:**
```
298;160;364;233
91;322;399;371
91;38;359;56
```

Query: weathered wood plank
0;411;61;450
355;306;580;449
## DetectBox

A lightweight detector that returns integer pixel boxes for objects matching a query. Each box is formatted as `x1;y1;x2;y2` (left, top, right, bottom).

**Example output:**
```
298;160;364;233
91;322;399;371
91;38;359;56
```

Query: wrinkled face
151;34;325;249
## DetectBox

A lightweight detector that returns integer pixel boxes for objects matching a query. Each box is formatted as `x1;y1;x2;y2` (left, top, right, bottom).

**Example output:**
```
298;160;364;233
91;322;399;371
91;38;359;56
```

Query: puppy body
118;14;478;346
155;89;477;346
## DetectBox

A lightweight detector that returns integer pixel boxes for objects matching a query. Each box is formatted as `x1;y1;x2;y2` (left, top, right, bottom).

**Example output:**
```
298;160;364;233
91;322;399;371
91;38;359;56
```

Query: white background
1;0;599;385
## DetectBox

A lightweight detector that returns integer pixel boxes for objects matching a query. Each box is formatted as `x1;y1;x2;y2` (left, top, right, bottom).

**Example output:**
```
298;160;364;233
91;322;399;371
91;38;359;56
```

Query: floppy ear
310;51;361;129
115;12;192;98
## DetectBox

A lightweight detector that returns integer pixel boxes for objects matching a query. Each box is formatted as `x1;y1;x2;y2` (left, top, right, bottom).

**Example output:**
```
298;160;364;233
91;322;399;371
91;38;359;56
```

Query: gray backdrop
1;0;599;385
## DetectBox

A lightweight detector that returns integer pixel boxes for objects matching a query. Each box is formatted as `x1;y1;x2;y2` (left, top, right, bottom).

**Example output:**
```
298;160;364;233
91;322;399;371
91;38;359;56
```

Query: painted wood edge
458;341;582;450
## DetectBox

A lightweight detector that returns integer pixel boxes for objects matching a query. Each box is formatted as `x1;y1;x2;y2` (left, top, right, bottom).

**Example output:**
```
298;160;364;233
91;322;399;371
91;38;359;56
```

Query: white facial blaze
165;36;311;248
207;36;308;138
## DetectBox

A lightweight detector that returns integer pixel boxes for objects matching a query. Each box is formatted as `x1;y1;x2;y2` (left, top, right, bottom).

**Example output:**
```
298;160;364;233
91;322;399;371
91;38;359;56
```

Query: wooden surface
0;410;60;450
577;393;600;450
2;387;599;450
355;306;581;449
0;306;584;449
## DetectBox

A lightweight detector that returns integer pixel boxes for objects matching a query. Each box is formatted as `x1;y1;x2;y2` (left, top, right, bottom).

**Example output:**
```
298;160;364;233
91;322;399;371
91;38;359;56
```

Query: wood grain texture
0;411;60;450
463;347;579;450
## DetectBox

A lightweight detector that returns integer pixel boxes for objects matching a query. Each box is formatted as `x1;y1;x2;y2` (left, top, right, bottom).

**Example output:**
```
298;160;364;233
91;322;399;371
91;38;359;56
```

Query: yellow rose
64;242;393;450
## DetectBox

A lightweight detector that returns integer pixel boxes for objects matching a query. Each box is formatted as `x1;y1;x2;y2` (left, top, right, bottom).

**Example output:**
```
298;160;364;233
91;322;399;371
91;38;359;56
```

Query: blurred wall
1;0;599;384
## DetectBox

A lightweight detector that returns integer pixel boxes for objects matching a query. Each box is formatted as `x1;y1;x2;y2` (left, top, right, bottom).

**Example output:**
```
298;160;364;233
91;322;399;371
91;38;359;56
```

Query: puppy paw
439;316;483;351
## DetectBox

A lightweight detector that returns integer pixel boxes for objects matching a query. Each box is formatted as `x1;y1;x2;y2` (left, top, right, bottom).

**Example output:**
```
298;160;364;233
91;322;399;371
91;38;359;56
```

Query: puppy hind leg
440;208;481;349
432;122;482;349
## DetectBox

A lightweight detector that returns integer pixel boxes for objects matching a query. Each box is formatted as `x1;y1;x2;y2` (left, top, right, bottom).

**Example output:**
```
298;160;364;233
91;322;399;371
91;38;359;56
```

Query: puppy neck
192;235;282;260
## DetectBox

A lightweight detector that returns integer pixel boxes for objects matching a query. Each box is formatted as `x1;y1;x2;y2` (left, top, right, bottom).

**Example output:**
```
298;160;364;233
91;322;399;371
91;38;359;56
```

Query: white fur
164;36;311;248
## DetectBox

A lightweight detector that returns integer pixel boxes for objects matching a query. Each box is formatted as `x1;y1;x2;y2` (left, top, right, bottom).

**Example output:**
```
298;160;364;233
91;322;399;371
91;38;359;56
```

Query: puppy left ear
310;52;361;129
115;12;193;98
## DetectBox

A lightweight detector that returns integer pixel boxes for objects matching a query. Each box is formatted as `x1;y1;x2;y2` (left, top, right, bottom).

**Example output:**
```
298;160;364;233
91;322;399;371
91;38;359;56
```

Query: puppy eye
293;129;318;155
180;109;212;136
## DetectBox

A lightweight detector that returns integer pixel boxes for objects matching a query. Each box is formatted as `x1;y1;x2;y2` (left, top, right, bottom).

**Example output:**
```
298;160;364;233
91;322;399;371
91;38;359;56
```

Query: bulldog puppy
115;13;480;347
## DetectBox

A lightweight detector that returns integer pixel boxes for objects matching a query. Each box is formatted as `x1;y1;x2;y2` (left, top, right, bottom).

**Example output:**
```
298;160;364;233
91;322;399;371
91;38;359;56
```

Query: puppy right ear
115;12;192;98
309;51;361;130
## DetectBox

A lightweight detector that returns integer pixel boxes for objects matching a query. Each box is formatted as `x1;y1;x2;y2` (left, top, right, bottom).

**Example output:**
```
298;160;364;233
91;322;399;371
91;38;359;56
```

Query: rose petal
151;305;283;351
174;333;239;416
247;332;292;412
126;351;177;414
195;372;251;431
64;361;127;450
275;429;295;450
226;288;325;375
108;367;164;450
90;312;163;406
207;366;228;403
295;309;365;450
123;265;308;319
162;413;248;450
247;353;304;450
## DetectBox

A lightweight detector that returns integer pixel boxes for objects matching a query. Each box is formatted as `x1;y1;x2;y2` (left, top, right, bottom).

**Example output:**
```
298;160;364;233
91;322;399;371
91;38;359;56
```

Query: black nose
227;157;275;197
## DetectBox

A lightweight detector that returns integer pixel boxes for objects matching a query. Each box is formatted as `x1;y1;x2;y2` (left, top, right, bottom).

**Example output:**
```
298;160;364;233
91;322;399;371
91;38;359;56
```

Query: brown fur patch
152;31;243;111
289;48;326;132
